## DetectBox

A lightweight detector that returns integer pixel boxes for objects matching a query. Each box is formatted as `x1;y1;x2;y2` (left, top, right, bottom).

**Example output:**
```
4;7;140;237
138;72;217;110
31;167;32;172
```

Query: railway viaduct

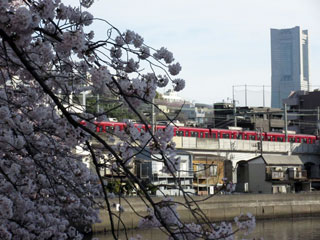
173;136;320;183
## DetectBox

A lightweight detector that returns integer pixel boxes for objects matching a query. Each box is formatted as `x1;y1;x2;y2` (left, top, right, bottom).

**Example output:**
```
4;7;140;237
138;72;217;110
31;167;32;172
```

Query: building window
197;164;205;176
209;165;217;176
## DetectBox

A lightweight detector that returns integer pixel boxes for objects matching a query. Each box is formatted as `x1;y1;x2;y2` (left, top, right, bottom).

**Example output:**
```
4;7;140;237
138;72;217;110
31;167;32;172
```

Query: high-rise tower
270;26;309;108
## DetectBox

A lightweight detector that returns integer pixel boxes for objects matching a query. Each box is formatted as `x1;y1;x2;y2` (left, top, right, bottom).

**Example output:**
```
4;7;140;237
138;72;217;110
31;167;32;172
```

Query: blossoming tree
0;0;255;239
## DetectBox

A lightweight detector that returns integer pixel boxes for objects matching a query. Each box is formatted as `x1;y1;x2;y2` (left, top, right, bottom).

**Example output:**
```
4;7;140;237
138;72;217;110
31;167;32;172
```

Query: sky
67;0;320;107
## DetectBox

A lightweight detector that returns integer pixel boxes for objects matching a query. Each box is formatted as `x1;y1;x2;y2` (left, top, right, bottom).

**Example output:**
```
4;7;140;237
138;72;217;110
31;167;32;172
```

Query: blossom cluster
150;125;181;173
0;85;102;239
138;196;256;240
138;197;181;229
0;0;257;240
0;0;186;105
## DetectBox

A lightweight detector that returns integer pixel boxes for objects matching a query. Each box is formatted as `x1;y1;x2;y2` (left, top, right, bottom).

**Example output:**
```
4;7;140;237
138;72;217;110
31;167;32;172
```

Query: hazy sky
67;0;320;106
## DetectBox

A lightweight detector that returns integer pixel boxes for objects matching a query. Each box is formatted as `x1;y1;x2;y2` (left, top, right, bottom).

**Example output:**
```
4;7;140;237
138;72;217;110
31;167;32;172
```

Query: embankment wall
93;193;320;233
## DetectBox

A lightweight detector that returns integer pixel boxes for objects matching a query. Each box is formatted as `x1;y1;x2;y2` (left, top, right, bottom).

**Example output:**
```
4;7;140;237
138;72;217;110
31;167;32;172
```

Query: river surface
89;217;320;240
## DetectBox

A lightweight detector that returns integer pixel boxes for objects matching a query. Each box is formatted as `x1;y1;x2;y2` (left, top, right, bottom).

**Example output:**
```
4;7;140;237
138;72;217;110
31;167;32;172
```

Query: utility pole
97;94;100;113
151;98;155;134
245;84;247;106
284;103;288;142
212;103;215;128
232;85;235;103
82;91;86;112
263;85;265;107
233;100;237;127
259;128;263;155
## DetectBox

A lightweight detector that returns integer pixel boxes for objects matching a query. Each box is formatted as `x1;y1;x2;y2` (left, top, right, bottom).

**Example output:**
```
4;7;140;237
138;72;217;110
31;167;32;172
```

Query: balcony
195;171;207;179
288;169;307;180
194;171;217;179
266;171;285;180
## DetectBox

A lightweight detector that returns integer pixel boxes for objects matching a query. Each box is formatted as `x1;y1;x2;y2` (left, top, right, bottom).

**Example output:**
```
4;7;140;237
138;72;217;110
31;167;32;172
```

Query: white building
271;26;309;108
162;89;184;103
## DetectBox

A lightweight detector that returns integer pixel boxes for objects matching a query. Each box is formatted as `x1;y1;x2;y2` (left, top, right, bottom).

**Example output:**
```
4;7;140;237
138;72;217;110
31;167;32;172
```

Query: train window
250;135;255;140
99;126;104;132
200;132;203;138
106;126;114;133
302;138;307;143
185;131;189;137
237;134;242;139
212;133;217;139
289;138;295;142
191;132;198;137
222;133;229;138
267;136;271;141
205;133;208;138
177;131;184;136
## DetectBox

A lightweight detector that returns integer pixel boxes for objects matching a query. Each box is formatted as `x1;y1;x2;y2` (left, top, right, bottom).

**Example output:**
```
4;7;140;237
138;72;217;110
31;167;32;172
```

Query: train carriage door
211;131;217;139
195;131;199;138
243;133;247;140
200;132;203;138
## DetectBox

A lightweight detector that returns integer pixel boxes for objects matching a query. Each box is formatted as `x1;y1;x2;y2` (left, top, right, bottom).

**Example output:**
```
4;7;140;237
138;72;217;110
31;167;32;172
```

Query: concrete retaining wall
93;192;320;233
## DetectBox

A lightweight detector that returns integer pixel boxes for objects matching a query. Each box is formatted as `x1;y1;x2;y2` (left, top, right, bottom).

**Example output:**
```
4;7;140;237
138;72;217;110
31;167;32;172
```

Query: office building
271;26;309;108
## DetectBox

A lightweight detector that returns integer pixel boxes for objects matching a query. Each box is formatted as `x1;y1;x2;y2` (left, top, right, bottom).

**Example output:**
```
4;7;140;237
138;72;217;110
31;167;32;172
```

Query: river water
89;217;320;240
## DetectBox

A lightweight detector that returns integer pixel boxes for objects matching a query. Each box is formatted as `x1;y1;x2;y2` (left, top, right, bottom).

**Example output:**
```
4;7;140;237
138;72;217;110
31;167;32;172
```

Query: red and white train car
87;121;317;144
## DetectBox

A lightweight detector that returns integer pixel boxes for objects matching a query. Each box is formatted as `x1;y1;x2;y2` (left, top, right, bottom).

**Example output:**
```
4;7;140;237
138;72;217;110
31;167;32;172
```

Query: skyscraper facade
270;26;309;108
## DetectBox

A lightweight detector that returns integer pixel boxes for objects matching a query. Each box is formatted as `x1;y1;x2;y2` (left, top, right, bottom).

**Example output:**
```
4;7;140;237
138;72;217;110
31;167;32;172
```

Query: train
85;121;318;144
